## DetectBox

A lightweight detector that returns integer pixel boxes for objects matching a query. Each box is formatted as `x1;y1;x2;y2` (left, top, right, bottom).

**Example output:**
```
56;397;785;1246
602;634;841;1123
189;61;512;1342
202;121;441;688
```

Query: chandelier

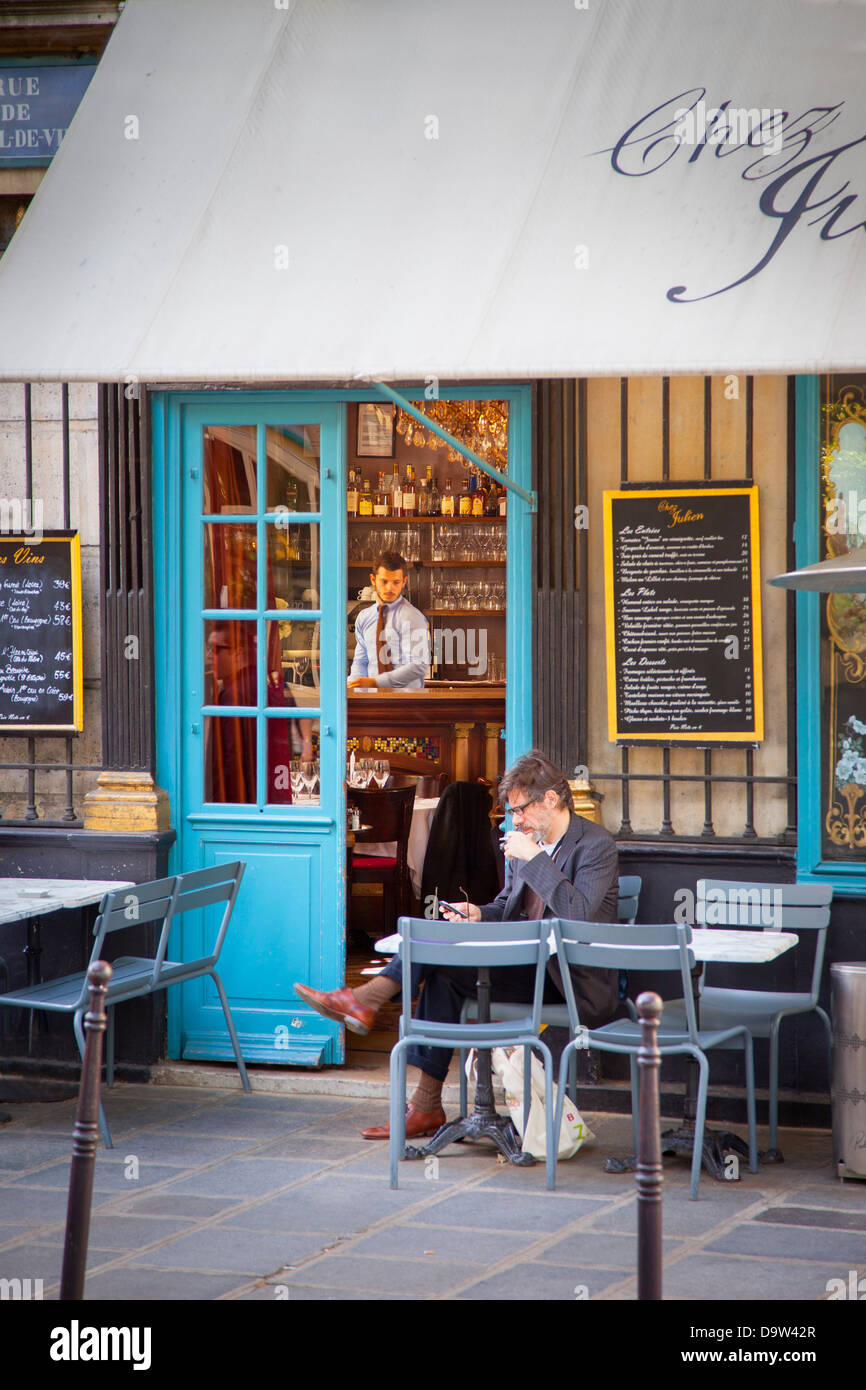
396;400;509;473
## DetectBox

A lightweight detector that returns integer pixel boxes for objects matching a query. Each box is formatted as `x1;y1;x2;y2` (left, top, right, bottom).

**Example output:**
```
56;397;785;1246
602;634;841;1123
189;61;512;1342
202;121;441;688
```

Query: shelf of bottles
347;461;507;683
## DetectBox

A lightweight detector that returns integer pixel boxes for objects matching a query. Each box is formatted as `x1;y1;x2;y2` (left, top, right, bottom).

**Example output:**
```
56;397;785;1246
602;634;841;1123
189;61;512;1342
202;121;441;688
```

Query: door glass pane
204;522;257;610
203;425;257;513
204;716;257;803
266;716;321;805
269;617;320;707
266;424;320;513
205;619;257;707
268;522;319;608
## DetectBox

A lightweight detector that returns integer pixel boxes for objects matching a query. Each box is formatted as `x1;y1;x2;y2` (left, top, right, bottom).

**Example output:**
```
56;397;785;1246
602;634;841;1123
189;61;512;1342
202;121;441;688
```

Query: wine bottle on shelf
485;474;499;515
459;474;472;516
374;471;389;517
441;477;455;516
390;466;403;517
418;471;429;516
359;477;373;516
347;468;359;517
402;465;416;515
498;484;507;518
428;469;441;515
472;470;486;516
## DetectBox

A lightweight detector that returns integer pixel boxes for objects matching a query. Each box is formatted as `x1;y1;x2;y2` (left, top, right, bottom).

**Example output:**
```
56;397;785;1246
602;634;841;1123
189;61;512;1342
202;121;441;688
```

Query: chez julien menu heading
603;488;764;743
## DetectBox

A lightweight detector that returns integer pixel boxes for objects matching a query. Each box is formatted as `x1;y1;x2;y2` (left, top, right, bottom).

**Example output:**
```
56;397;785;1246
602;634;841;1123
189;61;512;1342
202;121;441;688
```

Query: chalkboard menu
603;488;763;744
0;533;83;733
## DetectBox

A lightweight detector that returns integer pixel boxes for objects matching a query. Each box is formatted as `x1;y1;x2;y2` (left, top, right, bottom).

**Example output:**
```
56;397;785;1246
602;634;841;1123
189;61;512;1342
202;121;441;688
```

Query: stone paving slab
659;1254;847;1302
82;1267;244;1300
7;1159;190;1193
155;1156;329;1197
406;1189;611;1232
453;1263;623;1300
350;1221;537;1263
279;1252;480;1296
126;1227;327;1273
705;1223;866;1263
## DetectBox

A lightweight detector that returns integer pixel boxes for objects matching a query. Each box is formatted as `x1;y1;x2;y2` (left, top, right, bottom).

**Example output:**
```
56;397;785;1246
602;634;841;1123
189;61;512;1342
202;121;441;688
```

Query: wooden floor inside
345;938;401;1051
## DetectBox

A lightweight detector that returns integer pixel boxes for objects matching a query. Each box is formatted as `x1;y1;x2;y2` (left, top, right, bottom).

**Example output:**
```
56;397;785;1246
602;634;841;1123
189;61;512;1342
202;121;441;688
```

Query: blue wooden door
153;394;347;1066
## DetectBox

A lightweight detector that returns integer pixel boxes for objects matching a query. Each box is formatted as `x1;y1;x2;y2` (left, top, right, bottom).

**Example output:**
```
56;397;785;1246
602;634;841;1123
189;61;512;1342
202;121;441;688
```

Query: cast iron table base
603;1123;754;1182
404;964;536;1168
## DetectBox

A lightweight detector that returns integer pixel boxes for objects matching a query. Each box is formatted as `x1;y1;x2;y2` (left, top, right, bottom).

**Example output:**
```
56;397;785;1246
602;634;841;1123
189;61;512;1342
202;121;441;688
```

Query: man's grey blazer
478;811;620;1027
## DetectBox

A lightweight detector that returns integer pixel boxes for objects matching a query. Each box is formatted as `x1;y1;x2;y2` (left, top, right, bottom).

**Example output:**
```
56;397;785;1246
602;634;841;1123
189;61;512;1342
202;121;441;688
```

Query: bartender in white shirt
348;550;430;691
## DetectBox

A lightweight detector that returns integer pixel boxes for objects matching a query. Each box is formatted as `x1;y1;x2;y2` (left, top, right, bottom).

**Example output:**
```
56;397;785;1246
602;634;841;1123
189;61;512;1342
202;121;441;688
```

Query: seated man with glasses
295;750;619;1140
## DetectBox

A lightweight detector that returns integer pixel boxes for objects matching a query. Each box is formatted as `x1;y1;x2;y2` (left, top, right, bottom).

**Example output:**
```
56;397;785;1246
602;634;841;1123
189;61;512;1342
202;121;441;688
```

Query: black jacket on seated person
419;781;502;915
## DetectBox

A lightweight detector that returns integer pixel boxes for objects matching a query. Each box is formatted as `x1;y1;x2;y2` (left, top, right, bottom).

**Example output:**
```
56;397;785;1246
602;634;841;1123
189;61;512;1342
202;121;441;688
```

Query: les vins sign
0;532;83;732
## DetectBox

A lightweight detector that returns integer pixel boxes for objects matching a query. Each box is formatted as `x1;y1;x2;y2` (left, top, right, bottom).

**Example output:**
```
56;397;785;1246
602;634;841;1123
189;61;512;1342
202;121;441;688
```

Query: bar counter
348;686;505;783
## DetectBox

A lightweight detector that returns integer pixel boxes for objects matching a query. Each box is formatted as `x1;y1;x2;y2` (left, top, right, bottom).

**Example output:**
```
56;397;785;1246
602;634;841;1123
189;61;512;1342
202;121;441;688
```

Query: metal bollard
60;960;112;1301
636;991;663;1301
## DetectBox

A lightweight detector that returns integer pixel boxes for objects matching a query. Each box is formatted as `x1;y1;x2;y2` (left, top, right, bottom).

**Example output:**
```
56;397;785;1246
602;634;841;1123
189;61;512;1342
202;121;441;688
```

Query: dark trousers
379;953;568;1084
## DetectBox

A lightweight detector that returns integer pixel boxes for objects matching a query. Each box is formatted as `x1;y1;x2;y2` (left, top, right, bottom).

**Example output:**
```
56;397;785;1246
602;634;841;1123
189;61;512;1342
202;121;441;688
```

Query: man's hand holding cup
500;829;543;862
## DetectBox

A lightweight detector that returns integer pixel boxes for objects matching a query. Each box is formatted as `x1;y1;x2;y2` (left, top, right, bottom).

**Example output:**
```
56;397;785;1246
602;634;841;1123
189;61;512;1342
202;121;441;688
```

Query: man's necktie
376;603;393;673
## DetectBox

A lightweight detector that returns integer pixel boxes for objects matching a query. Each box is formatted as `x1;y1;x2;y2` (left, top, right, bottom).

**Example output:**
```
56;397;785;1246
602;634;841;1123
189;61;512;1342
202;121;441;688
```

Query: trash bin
831;962;866;1181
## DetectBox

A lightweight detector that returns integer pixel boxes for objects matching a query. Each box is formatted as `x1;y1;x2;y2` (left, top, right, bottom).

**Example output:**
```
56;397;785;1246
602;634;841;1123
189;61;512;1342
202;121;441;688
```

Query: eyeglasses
508;794;544;818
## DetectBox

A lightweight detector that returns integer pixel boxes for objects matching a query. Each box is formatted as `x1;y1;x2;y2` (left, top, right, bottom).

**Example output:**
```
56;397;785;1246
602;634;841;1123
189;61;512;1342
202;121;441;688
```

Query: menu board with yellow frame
603;486;763;744
0;531;84;733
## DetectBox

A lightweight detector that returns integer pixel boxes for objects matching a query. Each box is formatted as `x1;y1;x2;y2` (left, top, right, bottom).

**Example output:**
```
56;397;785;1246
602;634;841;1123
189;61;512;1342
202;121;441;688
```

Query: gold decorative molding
83;771;171;833
569;777;601;824
826;781;866;850
484;722;503;784
453;721;474;781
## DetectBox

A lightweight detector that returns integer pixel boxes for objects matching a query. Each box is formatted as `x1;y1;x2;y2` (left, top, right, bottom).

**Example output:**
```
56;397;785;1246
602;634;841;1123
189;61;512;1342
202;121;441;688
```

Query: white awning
0;0;865;382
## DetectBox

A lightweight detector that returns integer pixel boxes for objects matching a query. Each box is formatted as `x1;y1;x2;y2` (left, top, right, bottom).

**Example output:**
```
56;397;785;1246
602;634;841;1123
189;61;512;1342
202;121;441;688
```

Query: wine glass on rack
290;760;303;801
372;759;390;788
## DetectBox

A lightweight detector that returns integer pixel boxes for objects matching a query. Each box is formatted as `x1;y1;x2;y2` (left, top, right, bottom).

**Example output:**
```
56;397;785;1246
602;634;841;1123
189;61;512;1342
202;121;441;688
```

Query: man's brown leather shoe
294;983;376;1036
361;1104;447;1141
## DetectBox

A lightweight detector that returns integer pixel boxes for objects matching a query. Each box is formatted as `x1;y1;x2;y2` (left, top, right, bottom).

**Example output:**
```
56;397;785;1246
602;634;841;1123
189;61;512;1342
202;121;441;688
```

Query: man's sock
352;974;400;1012
409;1070;444;1114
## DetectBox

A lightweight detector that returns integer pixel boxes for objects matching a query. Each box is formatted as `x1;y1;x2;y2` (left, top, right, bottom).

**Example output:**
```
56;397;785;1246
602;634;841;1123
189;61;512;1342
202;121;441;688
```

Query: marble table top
375;926;799;964
0;878;136;926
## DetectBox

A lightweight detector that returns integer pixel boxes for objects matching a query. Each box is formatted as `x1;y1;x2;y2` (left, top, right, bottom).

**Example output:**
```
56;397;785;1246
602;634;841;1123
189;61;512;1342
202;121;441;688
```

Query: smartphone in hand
439;901;469;919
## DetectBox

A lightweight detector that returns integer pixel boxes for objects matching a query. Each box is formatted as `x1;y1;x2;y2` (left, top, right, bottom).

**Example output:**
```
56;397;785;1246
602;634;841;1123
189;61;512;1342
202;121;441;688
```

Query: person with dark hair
294;750;619;1139
347;550;429;691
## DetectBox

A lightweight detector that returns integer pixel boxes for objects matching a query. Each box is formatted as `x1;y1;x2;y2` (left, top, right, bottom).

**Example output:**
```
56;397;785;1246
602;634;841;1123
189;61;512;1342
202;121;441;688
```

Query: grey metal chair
457;874;642;1111
693;878;833;1154
389;915;557;1189
0;862;250;1147
552;919;758;1199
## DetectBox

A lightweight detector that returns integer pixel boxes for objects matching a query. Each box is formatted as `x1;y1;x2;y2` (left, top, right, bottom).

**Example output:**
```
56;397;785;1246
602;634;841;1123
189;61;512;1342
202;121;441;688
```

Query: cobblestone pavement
1;1082;863;1305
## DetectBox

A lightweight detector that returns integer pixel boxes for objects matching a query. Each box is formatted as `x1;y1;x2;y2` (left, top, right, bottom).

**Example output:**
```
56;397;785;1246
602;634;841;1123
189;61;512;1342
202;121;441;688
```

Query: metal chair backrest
617;874;641;925
397;915;551;1034
90;861;246;991
696;878;832;999
553;919;698;1038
